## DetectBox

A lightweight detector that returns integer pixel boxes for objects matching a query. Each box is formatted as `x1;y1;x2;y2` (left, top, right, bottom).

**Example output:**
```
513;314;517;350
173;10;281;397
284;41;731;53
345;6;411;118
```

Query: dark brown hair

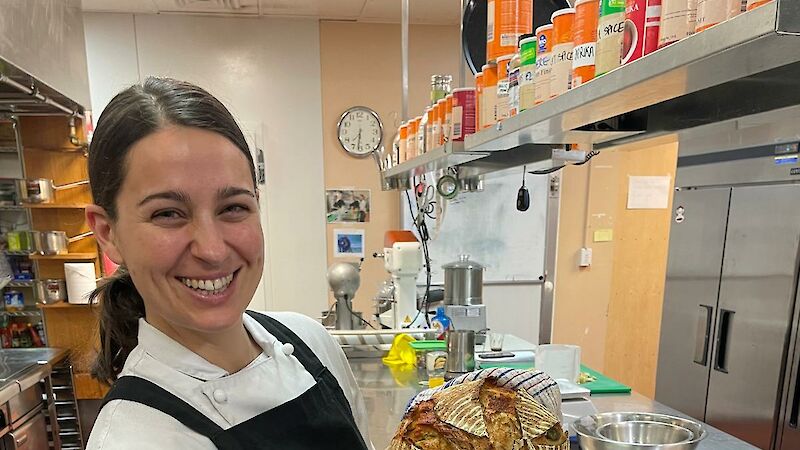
88;77;255;384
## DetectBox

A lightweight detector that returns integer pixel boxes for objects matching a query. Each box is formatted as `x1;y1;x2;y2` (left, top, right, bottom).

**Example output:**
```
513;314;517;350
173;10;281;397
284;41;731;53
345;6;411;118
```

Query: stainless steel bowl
597;421;693;445
573;412;707;450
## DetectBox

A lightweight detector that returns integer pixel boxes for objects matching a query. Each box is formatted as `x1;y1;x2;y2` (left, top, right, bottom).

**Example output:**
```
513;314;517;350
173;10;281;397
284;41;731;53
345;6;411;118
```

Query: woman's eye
222;204;251;217
151;209;185;222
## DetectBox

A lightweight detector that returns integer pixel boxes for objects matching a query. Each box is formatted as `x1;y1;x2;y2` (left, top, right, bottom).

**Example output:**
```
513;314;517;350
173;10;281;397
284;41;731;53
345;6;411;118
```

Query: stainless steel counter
0;348;68;403
349;359;757;449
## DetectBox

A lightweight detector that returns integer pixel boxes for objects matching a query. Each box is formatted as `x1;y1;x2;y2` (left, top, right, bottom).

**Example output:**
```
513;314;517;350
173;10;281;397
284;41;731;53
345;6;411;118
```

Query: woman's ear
86;205;123;264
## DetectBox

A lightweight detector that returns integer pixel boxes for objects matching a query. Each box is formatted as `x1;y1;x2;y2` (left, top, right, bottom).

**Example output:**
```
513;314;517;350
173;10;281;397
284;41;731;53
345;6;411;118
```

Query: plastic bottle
431;307;452;340
27;323;43;347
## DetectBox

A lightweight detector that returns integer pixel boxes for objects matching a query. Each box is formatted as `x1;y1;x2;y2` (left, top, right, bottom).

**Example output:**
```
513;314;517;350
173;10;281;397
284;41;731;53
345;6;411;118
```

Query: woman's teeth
179;274;234;295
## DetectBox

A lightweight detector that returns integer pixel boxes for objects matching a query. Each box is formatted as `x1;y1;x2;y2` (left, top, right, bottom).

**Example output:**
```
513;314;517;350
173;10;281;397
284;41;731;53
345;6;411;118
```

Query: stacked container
659;0;698;48
621;0;662;65
572;0;600;88
487;0;534;61
550;8;576;98
398;123;408;163
695;0;727;31
595;0;627;75
496;54;514;121
481;63;498;128
451;88;477;142
475;72;484;130
508;51;522;117
520;34;538;110
444;94;454;143
534;25;553;105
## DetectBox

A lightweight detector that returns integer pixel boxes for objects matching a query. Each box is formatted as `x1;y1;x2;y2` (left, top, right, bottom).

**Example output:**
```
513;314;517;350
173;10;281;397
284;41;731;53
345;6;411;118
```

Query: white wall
83;13;328;318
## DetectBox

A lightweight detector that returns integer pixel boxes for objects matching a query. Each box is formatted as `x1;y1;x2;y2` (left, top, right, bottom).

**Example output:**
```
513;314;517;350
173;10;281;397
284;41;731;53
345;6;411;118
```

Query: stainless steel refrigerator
656;141;800;450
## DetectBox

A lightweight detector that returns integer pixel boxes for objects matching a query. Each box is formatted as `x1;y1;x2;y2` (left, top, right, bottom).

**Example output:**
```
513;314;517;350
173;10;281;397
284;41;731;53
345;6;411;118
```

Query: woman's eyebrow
138;190;189;207
218;186;255;199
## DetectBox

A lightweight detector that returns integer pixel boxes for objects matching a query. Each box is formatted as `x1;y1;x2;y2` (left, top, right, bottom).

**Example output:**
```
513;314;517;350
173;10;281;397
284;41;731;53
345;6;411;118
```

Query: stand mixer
326;262;361;330
374;230;425;329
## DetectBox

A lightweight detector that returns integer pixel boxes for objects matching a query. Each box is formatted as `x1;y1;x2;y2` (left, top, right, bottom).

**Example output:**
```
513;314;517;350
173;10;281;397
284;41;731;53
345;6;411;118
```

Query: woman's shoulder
87;399;215;450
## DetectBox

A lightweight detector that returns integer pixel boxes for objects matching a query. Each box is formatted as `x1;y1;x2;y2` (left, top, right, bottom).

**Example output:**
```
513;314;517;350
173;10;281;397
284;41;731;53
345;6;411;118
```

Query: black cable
341;294;376;330
528;149;600;175
403;189;433;328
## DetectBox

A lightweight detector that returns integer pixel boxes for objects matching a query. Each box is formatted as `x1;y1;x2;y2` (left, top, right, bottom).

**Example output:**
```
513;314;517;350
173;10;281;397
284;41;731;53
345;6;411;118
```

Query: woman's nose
190;219;228;264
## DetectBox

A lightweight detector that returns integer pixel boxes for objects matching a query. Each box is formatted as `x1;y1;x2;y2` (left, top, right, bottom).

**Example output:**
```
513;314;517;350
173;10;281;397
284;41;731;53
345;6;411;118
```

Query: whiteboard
402;163;550;284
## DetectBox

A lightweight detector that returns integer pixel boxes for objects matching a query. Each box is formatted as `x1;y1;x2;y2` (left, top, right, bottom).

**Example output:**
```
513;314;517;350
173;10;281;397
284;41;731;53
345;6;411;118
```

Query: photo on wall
333;229;365;258
326;189;370;223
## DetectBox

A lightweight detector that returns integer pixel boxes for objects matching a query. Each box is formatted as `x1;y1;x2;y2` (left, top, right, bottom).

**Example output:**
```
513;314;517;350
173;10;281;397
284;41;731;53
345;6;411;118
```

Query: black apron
101;311;369;450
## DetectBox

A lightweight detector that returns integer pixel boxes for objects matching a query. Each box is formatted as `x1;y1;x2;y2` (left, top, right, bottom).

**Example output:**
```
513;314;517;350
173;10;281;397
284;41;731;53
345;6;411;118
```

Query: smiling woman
84;78;373;450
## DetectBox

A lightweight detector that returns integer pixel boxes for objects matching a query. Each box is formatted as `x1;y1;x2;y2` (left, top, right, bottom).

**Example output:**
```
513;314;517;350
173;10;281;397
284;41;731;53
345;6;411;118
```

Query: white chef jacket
87;311;374;449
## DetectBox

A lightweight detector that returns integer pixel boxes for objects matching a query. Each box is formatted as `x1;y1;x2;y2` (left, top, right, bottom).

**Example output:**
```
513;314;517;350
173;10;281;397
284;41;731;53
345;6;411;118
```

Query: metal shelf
0;308;41;317
7;280;35;288
383;1;800;184
383;142;487;181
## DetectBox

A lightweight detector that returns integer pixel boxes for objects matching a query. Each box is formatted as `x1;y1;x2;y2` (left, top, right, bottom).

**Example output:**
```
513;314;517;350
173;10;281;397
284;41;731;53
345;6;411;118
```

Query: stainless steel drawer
3;412;47;450
7;385;41;426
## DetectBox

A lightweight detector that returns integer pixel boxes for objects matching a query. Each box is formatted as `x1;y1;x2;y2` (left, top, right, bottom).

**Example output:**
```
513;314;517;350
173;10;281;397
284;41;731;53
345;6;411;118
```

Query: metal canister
443;255;484;305
445;330;476;379
35;279;67;304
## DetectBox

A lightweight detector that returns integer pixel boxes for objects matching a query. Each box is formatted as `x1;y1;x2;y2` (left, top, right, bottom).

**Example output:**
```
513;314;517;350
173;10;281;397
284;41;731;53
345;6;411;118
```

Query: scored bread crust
389;378;569;450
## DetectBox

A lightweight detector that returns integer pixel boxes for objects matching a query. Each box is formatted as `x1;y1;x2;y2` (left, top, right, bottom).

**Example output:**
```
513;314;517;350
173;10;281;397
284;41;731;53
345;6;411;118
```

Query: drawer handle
15;434;28;446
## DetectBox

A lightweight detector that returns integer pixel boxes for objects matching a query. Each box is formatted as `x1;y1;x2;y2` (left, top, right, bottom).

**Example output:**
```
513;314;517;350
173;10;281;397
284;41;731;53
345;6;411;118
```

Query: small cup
426;351;447;387
488;331;505;351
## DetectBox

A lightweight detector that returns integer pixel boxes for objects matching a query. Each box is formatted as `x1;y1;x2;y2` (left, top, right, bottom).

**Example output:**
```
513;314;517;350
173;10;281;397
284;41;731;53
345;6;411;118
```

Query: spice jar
550;8;576;98
572;0;600;88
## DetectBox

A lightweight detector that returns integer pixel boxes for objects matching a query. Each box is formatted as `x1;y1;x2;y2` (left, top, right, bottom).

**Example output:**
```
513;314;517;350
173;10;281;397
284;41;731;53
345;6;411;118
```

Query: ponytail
91;266;145;385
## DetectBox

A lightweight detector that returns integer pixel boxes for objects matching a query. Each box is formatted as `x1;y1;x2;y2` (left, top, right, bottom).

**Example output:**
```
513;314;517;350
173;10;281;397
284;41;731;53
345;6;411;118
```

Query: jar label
573;43;596;69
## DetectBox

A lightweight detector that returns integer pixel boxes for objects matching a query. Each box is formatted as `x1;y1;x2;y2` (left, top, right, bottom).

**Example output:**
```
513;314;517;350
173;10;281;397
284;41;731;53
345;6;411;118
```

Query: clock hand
357;129;362;151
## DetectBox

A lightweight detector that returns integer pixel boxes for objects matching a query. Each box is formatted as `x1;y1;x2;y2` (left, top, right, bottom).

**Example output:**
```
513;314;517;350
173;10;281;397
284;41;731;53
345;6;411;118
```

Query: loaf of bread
388;374;569;450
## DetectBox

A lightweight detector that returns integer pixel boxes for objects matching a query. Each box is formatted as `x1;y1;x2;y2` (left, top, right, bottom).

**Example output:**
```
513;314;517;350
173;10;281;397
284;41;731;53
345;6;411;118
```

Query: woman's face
98;125;263;336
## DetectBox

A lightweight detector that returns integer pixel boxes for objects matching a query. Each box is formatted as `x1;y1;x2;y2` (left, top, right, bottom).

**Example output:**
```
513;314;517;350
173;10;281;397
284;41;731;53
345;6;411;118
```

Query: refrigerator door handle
713;309;735;373
693;305;714;366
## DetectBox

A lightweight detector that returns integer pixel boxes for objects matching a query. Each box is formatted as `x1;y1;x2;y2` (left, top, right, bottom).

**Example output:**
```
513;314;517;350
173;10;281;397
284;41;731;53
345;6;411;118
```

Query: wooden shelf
37;302;93;310
23;146;86;154
29;253;97;261
22;203;88;209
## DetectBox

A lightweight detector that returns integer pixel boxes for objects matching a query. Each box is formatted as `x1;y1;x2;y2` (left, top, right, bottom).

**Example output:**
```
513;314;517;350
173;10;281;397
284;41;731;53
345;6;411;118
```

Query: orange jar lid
399;123;408;138
496;54;514;80
482;63;498;87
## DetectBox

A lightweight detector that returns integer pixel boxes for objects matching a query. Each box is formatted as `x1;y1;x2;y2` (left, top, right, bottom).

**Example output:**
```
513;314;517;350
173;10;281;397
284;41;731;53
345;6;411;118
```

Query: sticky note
594;229;613;242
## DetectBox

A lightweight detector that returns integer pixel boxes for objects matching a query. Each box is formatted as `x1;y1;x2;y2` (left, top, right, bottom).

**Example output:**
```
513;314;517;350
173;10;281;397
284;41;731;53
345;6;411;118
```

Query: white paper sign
627;176;671;209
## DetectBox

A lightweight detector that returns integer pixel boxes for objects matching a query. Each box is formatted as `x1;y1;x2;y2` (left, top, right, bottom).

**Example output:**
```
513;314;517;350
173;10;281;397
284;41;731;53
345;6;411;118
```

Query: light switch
579;248;592;267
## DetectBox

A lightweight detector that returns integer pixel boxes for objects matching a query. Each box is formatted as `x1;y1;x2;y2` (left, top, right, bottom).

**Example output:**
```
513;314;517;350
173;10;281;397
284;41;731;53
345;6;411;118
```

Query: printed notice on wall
627;176;671;209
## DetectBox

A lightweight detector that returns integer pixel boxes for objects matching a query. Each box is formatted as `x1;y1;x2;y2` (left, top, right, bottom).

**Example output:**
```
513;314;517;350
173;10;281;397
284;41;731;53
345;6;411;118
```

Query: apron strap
244;310;326;378
101;376;225;441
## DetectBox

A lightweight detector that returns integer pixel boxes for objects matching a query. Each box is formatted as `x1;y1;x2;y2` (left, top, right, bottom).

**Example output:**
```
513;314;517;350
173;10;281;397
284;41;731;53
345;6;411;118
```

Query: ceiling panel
81;0;158;13
360;0;461;24
154;0;259;14
81;0;462;23
258;0;366;19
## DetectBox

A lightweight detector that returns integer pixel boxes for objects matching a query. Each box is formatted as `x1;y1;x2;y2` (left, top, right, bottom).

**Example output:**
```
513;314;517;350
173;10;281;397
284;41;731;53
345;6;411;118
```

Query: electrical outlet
579;247;592;267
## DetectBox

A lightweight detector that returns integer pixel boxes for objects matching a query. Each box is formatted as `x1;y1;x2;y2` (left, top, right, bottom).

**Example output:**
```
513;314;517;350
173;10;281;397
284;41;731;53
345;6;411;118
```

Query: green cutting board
579;365;631;394
476;361;631;394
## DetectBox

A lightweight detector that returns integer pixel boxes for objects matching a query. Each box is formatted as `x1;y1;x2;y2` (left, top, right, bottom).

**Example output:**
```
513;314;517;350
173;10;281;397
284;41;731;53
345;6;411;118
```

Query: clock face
337;107;383;157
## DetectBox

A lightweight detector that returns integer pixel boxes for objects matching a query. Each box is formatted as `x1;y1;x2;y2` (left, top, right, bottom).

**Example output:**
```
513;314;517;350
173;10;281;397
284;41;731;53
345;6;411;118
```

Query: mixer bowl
597;421;693;445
